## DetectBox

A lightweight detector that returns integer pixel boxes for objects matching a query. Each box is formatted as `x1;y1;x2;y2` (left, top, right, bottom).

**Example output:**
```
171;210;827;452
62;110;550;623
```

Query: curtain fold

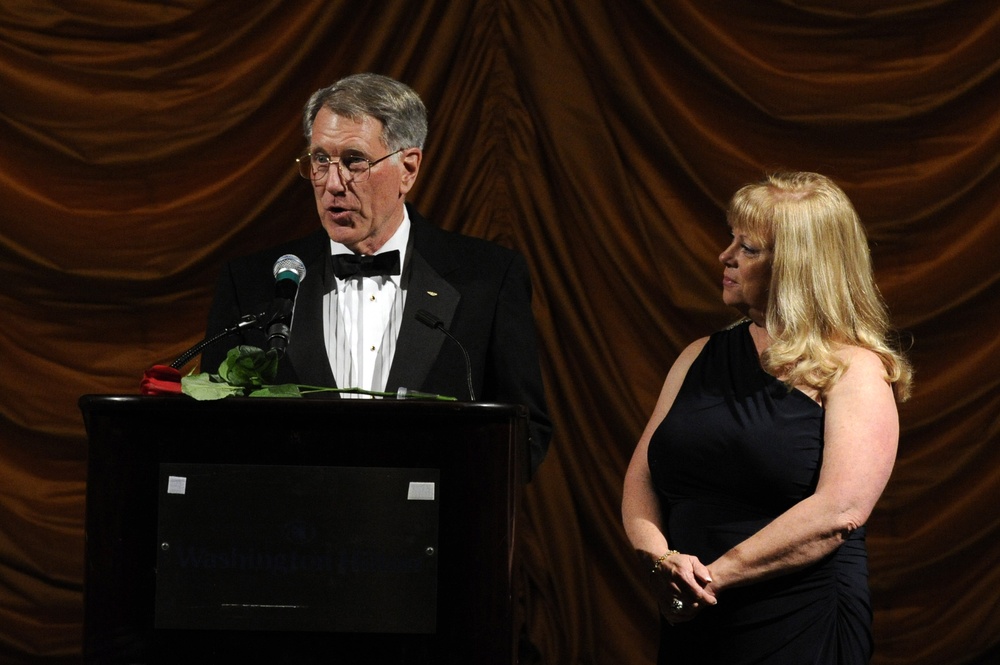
2;1;997;663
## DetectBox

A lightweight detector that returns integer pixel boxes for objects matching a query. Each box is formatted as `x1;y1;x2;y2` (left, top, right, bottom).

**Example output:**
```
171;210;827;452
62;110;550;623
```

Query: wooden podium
80;395;527;664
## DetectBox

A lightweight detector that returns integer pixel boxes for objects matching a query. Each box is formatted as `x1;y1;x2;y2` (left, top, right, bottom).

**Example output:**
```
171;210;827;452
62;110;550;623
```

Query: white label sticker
166;476;187;495
407;482;435;501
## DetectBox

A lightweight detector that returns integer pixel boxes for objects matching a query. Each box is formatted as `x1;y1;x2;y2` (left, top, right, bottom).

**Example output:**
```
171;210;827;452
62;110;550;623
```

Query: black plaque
154;464;439;633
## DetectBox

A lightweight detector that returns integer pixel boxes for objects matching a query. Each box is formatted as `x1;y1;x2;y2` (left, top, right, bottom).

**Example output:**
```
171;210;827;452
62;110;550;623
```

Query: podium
80;395;527;664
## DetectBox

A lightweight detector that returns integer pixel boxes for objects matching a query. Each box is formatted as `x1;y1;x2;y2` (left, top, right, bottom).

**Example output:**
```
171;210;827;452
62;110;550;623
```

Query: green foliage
218;345;280;388
180;346;301;400
181;373;245;400
249;383;302;398
177;345;454;401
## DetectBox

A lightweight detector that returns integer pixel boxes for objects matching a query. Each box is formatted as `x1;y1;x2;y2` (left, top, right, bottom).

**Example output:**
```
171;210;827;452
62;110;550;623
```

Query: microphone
266;254;307;358
415;309;475;401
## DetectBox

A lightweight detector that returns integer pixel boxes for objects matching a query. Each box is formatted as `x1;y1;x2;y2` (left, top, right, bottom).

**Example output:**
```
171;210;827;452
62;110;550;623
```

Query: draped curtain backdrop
1;1;998;663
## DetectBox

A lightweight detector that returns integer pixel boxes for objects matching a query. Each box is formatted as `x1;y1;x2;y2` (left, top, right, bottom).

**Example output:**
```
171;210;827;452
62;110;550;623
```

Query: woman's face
719;226;772;324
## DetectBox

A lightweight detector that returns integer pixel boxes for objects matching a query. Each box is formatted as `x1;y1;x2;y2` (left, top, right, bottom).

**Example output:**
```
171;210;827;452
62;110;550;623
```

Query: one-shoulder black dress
648;321;872;664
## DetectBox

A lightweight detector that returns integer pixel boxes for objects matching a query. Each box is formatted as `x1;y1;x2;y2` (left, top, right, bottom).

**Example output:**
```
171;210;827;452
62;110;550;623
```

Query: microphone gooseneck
169;312;265;371
415;309;475;401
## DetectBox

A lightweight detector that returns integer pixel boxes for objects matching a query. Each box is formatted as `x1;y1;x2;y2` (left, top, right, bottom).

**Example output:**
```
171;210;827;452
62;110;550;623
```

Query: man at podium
201;73;551;476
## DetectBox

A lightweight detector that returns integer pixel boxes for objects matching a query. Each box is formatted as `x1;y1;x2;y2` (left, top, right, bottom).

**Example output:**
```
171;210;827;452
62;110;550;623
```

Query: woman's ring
670;598;684;613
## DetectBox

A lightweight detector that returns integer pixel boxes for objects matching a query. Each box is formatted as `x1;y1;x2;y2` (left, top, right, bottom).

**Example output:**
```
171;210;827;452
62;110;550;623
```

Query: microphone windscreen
273;254;306;284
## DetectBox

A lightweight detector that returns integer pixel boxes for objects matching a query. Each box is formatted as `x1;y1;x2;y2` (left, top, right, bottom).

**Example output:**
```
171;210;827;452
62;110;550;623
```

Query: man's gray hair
302;73;428;151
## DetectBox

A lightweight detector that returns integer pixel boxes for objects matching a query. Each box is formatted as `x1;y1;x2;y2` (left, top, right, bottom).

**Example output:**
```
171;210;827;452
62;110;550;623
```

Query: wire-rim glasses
296;148;403;183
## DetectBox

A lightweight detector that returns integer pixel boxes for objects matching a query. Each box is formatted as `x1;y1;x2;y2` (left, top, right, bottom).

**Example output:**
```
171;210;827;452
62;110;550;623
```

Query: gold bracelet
650;549;679;574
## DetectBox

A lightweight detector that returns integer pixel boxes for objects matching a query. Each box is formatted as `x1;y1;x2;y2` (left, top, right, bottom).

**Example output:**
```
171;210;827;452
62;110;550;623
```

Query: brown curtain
1;1;998;663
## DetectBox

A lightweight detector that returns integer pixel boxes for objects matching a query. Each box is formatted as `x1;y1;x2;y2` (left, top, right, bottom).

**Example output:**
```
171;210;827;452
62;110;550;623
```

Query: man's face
308;107;421;255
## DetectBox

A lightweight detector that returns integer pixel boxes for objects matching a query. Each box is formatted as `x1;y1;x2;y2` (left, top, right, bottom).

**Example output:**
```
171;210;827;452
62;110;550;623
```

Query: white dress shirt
323;210;410;395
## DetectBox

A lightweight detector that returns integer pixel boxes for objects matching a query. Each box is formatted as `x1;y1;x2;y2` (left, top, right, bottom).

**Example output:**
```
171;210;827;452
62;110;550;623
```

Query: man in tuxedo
202;73;551;475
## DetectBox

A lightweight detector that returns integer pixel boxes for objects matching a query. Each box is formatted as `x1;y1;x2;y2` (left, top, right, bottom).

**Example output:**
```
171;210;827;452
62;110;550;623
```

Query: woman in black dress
622;172;912;664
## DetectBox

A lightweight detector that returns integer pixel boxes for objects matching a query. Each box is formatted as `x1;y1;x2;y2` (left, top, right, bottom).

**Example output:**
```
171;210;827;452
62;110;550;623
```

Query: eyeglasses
296;148;403;183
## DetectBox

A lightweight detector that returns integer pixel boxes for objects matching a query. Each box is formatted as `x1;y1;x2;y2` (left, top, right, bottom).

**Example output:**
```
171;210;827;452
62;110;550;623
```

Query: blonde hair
727;172;912;402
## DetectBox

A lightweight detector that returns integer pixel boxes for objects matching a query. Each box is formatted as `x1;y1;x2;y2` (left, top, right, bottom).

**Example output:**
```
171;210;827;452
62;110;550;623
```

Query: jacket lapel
386;247;460;391
283;245;337;388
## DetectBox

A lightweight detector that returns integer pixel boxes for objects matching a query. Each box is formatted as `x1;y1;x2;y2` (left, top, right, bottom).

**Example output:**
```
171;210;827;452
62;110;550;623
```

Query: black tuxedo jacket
202;206;551;474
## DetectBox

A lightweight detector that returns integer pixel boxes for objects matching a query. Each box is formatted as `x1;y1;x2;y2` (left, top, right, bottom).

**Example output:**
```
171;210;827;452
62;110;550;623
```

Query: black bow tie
331;250;401;279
